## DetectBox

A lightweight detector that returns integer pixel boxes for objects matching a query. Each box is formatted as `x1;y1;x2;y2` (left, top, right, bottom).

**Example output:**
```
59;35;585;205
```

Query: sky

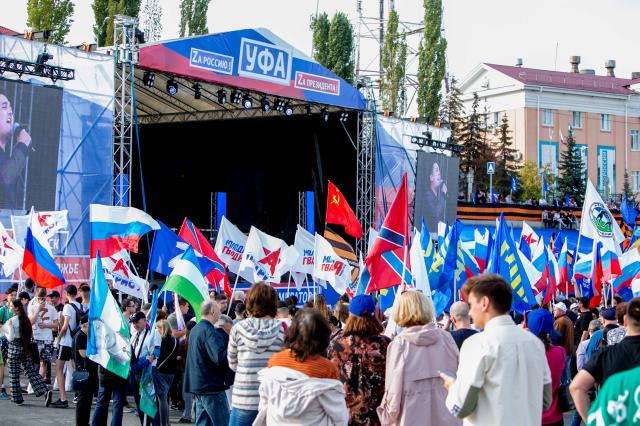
3;0;640;83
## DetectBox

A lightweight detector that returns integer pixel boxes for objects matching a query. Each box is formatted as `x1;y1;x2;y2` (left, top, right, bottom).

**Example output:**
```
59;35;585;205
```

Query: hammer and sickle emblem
331;194;340;206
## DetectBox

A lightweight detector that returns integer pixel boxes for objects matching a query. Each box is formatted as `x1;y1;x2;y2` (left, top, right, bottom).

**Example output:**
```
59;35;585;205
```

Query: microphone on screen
13;122;36;153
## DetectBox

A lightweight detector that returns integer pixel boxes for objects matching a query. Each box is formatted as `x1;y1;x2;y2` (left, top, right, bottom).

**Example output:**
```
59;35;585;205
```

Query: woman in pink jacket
377;291;461;426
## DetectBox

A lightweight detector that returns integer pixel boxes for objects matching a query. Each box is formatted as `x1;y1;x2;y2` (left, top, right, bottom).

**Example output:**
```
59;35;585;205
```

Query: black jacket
183;320;233;394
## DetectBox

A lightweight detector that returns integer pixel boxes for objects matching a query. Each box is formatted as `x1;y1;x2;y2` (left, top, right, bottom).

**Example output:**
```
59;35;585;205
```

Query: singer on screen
424;161;447;228
0;92;32;210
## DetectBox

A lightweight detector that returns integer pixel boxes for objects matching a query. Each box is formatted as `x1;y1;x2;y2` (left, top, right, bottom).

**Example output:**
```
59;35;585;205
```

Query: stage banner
138;28;366;110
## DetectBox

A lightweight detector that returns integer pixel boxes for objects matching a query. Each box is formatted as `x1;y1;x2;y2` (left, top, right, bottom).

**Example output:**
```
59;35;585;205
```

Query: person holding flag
129;309;161;425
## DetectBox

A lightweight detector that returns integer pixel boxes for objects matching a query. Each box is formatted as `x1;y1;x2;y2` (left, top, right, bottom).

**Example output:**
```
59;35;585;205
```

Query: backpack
68;302;85;338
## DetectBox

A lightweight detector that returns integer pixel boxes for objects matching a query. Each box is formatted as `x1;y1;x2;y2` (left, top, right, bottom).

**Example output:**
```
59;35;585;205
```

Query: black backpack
69;302;85;338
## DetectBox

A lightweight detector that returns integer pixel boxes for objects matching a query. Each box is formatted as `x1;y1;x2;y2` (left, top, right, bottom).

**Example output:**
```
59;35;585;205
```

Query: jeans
91;379;127;426
183;392;194;420
229;408;259;426
76;368;98;426
194;392;230;426
152;371;174;426
570;410;583;426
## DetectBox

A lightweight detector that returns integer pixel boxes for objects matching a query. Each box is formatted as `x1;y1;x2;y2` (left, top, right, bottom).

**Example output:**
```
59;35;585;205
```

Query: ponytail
12;300;32;354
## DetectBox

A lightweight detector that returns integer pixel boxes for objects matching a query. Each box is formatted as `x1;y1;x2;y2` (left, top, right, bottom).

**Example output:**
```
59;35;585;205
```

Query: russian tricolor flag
90;205;160;258
22;212;65;288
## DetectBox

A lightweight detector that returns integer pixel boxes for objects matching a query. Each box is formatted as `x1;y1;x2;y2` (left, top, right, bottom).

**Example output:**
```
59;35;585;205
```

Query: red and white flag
0;222;23;277
313;233;352;295
238;226;299;284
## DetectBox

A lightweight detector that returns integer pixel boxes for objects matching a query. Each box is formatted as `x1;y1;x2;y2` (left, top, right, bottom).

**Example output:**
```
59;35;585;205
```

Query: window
601;114;611;131
633;171;640;192
542;109;553;126
493;112;500;126
571;111;583;128
632;130;640;151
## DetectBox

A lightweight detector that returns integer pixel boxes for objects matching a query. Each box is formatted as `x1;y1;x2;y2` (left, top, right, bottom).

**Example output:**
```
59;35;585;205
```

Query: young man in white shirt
28;288;58;385
129;310;161;424
441;274;552;426
49;285;84;409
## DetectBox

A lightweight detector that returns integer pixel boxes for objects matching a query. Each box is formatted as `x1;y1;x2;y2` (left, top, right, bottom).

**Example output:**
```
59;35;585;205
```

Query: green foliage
557;127;586;205
140;0;162;42
624;170;633;200
381;10;407;116
92;0;109;46
438;76;464;137
178;0;208;37
179;0;193;37
518;161;542;202
493;115;521;197
27;0;74;44
417;0;447;121
97;0;143;46
310;12;330;68
327;12;355;83
457;93;493;191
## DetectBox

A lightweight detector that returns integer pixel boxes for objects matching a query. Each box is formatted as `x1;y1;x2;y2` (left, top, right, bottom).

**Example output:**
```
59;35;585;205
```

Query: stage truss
356;80;376;255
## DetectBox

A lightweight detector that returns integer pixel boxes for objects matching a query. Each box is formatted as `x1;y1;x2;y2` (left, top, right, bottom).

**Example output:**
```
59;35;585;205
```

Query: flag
173;292;187;341
87;253;131;379
179;218;229;294
325;181;363;239
22;211;65;288
102;250;148;300
542;245;560;305
511;176;518;193
290;225;314;289
520;222;540;261
214;216;254;282
420;219;435;273
161;247;209;321
473;228;489;273
557;239;573;295
238;226;298;284
543;176;549;193
324;226;360;284
0;222;23;277
10;210;68;245
487;214;537;312
365;173;409;292
580;180;624;253
313;233;352;295
559;128;566;145
90;204;159;258
139;289;158;419
410;228;431;296
613;245;640;293
565;194;571;207
621;195;638;228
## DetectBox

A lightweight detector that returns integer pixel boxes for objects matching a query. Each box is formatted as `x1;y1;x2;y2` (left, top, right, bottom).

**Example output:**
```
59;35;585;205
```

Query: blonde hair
313;294;330;319
395;291;434;328
156;319;172;338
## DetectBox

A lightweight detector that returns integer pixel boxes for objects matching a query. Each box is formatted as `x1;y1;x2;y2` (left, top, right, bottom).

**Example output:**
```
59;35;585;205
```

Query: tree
327;12;355;83
190;0;210;35
97;0;144;46
310;12;330;68
457;92;492;192
493;115;521;197
27;0;74;45
438;76;464;137
557;127;586;205
381;9;407;116
92;0;109;46
624;170;634;200
179;0;192;37
518;161;542;202
139;0;162;42
417;0;447;121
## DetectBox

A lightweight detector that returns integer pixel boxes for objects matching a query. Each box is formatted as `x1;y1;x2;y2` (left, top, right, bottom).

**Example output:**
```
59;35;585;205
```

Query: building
458;57;640;199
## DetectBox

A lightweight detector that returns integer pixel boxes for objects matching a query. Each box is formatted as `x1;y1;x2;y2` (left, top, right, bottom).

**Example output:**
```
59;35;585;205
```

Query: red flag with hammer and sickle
325;181;363;239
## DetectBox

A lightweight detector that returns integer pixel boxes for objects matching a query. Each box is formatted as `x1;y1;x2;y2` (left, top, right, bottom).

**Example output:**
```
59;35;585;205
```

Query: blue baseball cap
349;295;376;318
526;308;554;336
601;307;616;321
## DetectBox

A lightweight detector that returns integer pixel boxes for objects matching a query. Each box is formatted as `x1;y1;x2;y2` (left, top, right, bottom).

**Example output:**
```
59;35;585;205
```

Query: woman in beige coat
377;291;461;426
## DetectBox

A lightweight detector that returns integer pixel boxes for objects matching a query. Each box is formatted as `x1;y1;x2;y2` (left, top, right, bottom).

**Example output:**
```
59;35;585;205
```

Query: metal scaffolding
113;15;139;207
356;79;377;255
298;191;307;230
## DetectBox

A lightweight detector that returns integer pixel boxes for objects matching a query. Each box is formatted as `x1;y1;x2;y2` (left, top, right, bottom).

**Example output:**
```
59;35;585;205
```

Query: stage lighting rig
274;99;285;112
304;105;312;115
193;83;202;100
142;70;155;87
242;94;253;109
260;96;270;112
231;90;242;104
217;89;227;104
166;78;178;96
339;112;348;122
410;131;461;154
35;48;53;73
283;102;293;116
321;108;329;122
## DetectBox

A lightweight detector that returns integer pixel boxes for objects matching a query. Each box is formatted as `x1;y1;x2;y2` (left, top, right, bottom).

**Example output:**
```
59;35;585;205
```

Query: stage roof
135;28;366;124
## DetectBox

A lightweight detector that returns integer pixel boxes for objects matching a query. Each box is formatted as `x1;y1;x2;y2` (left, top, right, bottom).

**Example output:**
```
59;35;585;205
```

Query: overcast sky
4;0;639;81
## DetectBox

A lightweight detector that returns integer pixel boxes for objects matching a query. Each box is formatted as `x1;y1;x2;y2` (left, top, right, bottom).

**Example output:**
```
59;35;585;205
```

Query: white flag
11;210;68;244
0;222;23;277
367;228;378;254
410;228;431;296
291;225;314;290
238;226;298;284
313;233;352;295
580;180;624;254
214;216;254;282
101;250;148;300
521;221;540;256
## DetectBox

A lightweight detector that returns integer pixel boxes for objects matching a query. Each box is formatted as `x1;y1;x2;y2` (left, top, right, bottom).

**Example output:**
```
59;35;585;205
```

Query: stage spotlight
242;94;253;109
260;97;270;112
217;89;227;104
305;105;312;115
142;70;155;87
193;83;202;100
284;102;293;116
166;78;178;96
231;90;242;104
321;108;329;122
339;111;349;122
274;99;285;112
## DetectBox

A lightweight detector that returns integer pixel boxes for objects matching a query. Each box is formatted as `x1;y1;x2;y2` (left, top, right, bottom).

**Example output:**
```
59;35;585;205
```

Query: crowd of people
542;209;579;230
0;275;639;425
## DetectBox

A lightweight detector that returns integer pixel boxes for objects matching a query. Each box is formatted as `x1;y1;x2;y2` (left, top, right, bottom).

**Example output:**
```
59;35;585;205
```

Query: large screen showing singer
413;151;460;233
0;79;63;212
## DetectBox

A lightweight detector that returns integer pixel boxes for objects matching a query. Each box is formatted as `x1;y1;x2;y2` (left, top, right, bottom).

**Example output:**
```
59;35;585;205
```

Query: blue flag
621;195;639;228
565;194;570;207
543;176;549;193
511;176;518;193
487;214;537;312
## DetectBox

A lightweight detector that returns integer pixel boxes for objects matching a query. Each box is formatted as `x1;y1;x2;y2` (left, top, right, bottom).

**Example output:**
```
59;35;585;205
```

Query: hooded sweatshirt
377;323;461;426
254;366;349;426
228;317;284;410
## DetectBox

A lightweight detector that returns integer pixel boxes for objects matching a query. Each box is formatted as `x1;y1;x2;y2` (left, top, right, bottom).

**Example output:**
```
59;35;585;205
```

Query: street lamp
467;169;474;202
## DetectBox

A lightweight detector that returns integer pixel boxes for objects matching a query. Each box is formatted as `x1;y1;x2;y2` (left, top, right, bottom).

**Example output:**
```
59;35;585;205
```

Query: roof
0;26;20;36
485;63;636;95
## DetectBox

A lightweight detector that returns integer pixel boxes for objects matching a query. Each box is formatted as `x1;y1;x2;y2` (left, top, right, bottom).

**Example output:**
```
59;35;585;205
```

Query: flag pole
227;272;241;316
286;272;292;298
